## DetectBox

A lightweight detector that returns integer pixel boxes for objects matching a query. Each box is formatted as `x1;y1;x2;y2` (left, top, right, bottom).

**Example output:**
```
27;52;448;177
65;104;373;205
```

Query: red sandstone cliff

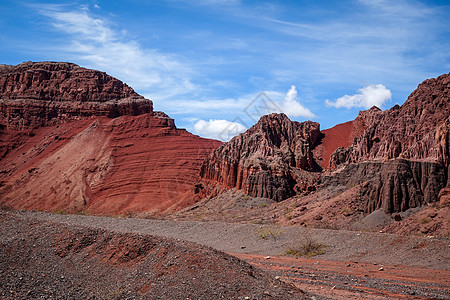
0;62;221;215
0;61;151;131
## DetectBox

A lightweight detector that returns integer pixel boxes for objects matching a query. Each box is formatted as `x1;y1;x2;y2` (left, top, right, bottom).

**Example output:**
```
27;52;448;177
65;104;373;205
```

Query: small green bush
284;234;327;258
419;217;431;224
256;225;284;241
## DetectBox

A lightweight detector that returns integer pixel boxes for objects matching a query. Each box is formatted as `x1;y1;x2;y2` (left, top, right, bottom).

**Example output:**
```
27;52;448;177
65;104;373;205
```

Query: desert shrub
339;207;351;215
243;194;250;201
124;210;136;218
250;219;264;224
256;225;284;241
284;234;327;258
291;202;301;208
419;217;431;224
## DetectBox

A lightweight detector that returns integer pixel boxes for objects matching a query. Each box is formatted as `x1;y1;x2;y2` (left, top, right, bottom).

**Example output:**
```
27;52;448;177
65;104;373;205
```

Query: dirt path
235;254;450;299
17;211;450;299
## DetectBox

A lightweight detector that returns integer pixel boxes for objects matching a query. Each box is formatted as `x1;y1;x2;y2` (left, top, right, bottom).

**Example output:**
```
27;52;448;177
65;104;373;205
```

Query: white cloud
38;5;195;99
325;84;392;109
194;119;246;141
280;85;315;119
156;86;315;123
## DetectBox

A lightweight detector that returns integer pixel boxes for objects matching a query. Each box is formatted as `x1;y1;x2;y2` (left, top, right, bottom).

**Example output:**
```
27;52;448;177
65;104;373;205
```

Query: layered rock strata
0;62;221;215
200;73;449;214
322;159;446;213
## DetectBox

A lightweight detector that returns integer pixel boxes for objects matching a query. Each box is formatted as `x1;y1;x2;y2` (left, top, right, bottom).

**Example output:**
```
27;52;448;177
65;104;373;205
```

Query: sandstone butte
0;62;221;216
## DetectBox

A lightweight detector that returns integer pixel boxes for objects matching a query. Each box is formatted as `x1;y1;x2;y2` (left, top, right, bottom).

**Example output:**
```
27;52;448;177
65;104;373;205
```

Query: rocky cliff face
330;73;450;168
322;159;446;213
0;62;151;130
200;113;322;201
0;62;221;215
325;73;450;213
0;61;137;102
199;74;449;215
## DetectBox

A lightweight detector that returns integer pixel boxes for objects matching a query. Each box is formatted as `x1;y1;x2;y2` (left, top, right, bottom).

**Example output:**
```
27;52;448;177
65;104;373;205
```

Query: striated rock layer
323;73;450;214
0;62;221;215
200;113;322;201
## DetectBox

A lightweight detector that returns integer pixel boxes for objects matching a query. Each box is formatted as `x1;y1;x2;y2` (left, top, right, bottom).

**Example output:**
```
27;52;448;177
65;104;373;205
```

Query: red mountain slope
0;62;221;215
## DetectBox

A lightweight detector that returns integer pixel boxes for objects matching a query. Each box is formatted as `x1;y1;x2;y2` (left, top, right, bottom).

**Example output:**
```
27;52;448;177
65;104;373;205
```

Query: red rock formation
330;73;450;168
325;73;450;213
322;159;446;213
0;62;221;215
0;62;151;131
200;113;322;201
0;114;221;215
199;74;449;215
0;61;137;102
315;107;376;169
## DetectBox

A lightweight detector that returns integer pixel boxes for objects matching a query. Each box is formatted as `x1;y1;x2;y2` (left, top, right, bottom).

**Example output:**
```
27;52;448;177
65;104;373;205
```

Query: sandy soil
2;210;449;299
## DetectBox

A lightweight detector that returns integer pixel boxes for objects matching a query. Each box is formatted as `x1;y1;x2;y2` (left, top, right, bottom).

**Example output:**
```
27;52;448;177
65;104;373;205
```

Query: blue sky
1;0;449;141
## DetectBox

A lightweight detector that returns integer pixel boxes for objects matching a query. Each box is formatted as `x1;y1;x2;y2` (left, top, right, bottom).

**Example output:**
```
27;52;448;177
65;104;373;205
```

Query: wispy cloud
264;0;449;93
22;0;450;134
37;4;195;100
325;84;392;109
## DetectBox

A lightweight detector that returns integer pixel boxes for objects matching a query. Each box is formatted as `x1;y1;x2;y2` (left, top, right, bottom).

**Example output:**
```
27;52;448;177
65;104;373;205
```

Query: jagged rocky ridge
0;61;448;218
330;73;450;167
324;73;450;214
200;73;450;214
200;114;322;201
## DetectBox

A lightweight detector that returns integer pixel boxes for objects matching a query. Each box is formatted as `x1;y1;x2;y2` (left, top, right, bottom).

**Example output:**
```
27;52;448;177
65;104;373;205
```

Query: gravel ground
2;210;449;299
25;210;449;270
0;210;313;299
